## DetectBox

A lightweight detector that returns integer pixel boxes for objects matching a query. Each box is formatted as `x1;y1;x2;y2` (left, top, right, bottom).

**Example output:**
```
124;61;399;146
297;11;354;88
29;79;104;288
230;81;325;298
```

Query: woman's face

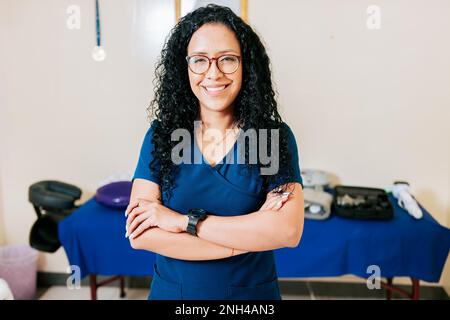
187;23;243;114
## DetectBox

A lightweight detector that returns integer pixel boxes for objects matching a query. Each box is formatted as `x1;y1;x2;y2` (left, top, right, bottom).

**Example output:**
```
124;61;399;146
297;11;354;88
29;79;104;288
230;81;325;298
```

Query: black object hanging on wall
92;0;106;61
96;0;101;47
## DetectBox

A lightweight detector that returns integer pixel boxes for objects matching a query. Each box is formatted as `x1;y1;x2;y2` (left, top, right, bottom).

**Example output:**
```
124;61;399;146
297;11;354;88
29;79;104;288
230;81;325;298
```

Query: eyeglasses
186;54;241;75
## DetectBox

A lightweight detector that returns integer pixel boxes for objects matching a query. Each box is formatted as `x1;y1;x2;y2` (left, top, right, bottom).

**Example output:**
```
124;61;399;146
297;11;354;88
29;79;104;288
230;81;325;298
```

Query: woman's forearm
196;210;299;252
129;227;248;261
196;183;304;252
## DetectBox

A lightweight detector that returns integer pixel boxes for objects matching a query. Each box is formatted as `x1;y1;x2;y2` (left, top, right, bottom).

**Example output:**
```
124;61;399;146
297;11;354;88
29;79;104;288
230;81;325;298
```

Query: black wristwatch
186;208;208;236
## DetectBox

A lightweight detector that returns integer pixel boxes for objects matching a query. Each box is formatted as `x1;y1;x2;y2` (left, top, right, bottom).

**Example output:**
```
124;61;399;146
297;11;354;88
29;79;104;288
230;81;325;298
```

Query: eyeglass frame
185;54;241;75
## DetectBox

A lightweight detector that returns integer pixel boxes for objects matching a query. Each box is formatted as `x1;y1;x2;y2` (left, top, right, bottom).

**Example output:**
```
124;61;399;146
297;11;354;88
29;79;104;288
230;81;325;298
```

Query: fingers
261;192;291;211
279;192;291;207
264;196;281;210
270;195;287;210
273;199;283;210
126;200;157;225
125;200;139;217
126;205;147;227
125;201;140;238
129;219;153;240
128;211;153;236
261;198;275;210
125;200;160;239
126;201;160;238
125;198;153;217
280;192;291;201
260;191;279;210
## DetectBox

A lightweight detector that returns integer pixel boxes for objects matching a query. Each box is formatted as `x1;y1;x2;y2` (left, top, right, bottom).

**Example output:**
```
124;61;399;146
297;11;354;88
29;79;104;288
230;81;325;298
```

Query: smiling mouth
201;84;230;94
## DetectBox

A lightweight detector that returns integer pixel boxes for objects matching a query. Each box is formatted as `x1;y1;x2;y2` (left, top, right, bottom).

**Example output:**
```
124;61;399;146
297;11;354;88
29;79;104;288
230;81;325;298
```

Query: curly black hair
147;4;295;201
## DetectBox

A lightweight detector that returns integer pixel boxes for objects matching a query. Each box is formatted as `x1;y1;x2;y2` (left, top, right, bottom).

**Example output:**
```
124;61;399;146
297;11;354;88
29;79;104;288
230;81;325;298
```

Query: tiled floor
34;274;450;300
37;285;315;300
38;286;149;300
36;283;449;300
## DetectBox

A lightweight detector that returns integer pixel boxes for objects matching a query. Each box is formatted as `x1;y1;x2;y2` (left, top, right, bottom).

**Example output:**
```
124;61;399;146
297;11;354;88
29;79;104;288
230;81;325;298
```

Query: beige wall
249;0;450;287
0;165;5;245
0;0;175;271
0;42;5;245
1;0;449;287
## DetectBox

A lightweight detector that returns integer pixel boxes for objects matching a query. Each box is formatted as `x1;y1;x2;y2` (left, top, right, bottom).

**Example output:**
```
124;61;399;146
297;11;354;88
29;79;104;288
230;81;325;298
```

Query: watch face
189;208;207;217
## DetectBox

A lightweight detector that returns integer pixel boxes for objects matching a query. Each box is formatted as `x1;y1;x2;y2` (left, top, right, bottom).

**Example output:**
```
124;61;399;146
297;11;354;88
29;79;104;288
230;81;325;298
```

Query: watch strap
186;209;207;236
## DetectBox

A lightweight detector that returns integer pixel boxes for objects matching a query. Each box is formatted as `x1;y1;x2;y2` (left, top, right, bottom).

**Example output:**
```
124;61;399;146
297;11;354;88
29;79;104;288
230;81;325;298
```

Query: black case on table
332;185;393;220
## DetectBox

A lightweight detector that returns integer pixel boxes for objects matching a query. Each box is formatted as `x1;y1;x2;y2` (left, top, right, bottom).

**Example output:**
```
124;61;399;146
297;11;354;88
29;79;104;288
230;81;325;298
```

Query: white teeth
204;85;226;92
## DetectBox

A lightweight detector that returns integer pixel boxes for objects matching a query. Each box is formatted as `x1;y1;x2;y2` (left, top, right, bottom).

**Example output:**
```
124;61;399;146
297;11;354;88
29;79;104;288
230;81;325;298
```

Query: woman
125;4;304;300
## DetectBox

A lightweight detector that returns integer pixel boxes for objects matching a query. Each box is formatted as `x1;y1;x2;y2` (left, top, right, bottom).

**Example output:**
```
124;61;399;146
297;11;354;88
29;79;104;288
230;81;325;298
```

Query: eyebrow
189;49;239;55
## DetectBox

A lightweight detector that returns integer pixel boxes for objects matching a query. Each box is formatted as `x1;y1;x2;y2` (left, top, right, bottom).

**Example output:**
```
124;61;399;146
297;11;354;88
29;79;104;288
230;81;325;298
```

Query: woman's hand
125;199;188;239
260;190;291;211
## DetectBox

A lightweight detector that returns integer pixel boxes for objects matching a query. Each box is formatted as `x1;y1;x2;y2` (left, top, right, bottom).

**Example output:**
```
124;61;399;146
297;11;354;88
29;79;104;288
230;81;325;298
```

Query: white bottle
392;182;423;219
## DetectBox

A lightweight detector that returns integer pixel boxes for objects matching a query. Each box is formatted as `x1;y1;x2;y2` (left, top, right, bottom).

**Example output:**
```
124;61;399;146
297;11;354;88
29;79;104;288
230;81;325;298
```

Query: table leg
120;276;126;298
386;278;393;300
89;274;126;300
381;277;420;300
90;274;97;300
411;278;420;300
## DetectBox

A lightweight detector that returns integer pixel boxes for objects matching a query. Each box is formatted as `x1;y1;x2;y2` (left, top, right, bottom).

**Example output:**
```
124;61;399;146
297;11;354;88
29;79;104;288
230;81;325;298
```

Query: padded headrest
29;214;62;253
29;180;82;210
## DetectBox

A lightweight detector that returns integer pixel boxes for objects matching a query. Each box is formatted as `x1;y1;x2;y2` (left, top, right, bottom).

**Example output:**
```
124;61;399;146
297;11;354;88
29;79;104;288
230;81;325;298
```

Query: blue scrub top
132;122;303;300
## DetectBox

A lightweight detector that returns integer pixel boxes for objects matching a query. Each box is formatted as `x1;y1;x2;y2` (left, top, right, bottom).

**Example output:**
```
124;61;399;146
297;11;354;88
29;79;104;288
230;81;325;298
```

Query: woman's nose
205;60;223;80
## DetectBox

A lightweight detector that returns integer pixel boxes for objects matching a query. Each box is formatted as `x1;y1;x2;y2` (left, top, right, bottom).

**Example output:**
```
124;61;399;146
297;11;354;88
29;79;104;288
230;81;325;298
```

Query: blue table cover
59;193;450;282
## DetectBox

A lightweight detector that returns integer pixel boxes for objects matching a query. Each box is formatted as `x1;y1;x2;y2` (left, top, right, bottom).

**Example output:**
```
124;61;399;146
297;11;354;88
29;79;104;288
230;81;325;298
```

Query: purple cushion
95;181;132;209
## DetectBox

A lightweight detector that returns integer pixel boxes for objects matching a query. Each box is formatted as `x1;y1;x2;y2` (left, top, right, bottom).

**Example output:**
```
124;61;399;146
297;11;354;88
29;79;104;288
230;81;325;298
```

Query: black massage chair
28;180;82;252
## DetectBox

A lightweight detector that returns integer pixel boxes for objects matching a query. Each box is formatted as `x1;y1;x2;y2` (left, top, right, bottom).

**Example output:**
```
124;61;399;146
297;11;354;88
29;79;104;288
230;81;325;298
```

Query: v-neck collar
193;131;239;169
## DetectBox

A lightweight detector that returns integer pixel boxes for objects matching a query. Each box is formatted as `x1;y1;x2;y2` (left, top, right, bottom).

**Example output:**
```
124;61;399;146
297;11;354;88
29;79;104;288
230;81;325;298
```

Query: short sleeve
132;122;160;185
266;123;303;192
